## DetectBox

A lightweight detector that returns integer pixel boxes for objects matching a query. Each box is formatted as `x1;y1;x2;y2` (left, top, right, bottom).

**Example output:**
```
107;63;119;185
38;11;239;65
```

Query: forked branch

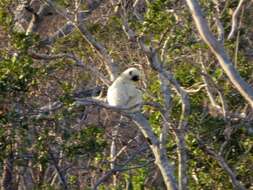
185;0;253;109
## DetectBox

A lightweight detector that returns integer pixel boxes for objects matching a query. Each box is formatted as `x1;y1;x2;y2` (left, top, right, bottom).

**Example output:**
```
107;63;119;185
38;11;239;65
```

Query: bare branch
120;6;189;187
234;5;245;68
40;0;104;45
44;0;118;81
159;74;172;150
76;24;118;81
93;146;151;190
28;50;111;86
44;0;119;81
185;0;253;109
131;113;178;190
110;122;120;187
26;1;53;34
40;22;76;45
227;0;246;40
48;149;69;190
111;135;140;162
197;138;247;190
138;38;189;190
199;52;225;116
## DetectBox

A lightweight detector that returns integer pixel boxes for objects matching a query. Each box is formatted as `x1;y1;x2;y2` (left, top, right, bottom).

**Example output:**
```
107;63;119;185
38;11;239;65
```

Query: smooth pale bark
185;0;253;109
139;40;190;190
131;113;178;190
227;0;246;40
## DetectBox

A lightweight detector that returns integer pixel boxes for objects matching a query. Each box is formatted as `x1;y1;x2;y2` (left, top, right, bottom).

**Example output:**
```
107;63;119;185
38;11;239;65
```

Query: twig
26;1;52;34
234;5;245;68
28;50;111;86
185;84;206;93
76;23;118;81
110;135;141;162
40;0;103;45
227;0;246;40
199;52;224;115
93;158;152;190
48;149;69;190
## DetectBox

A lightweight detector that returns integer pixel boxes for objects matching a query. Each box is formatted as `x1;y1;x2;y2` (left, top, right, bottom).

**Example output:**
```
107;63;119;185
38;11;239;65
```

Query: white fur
107;68;142;112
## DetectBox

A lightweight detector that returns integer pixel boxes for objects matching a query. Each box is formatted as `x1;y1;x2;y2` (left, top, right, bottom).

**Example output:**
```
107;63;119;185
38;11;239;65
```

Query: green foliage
131;168;146;189
0;55;36;92
174;64;199;87
142;0;176;39
55;0;71;7
0;33;39;92
0;0;12;28
63;126;106;159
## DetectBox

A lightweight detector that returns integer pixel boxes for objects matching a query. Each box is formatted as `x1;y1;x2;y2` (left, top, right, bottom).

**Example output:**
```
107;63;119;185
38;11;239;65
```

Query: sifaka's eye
129;71;132;75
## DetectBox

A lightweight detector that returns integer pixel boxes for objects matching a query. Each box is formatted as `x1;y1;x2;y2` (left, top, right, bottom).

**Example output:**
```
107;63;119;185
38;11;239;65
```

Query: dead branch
25;1;52;34
227;0;246;40
28;50;111;86
40;0;103;46
48;149;69;190
131;113;178;190
76;23;118;81
94;146;151;190
197;138;247;190
185;0;253;109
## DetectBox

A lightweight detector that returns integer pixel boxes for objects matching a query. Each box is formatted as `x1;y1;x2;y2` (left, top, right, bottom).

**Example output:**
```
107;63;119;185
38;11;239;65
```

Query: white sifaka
107;67;143;112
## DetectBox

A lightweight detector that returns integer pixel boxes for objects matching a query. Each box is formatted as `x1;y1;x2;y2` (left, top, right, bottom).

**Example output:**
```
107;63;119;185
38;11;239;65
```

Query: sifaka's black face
131;75;140;81
129;70;140;81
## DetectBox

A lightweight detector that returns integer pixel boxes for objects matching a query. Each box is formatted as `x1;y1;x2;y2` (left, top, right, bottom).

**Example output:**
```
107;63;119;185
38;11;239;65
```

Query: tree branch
131;113;178;190
40;0;104;45
25;1;52;34
227;0;246;40
48;149;69;190
185;0;253;109
197;138;247;190
138;37;190;190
